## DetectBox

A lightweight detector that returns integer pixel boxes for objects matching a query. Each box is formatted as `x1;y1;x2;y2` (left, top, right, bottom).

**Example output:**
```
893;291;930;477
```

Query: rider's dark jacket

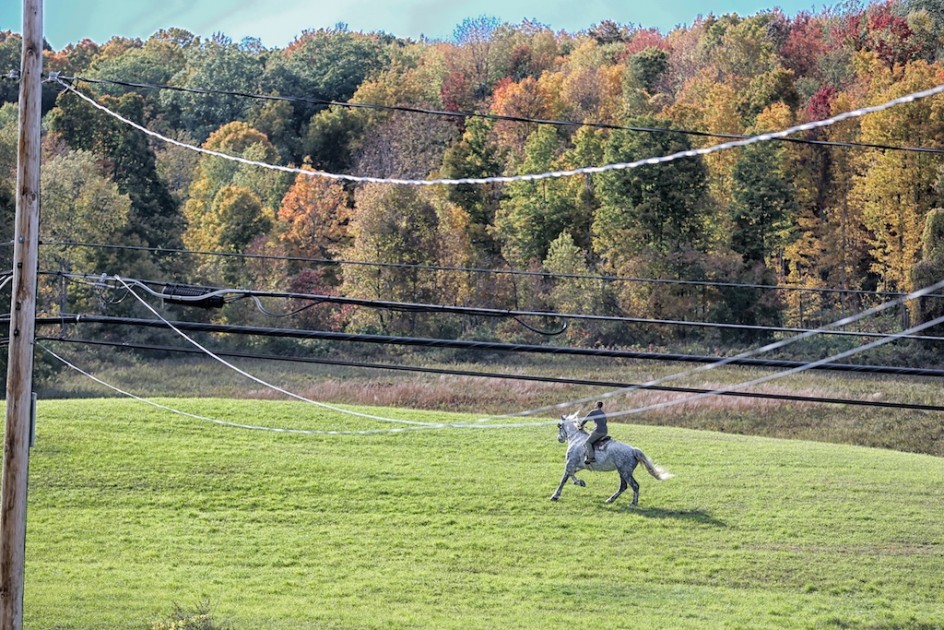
584;407;607;434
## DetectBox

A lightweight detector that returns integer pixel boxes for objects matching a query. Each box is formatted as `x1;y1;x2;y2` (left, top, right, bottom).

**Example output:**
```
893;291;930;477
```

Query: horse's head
557;412;580;442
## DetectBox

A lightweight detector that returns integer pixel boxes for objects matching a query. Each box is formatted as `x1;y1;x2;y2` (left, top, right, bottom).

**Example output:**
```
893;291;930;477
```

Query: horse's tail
635;448;674;480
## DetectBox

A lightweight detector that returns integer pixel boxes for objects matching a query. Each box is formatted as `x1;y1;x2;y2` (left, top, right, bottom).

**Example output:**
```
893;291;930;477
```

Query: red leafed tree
806;84;836;121
780;12;827;78
287;267;352;330
863;1;922;68
441;70;473;112
623;28;668;57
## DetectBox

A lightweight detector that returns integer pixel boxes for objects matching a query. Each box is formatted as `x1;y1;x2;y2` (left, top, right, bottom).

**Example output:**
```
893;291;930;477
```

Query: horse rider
578;401;608;464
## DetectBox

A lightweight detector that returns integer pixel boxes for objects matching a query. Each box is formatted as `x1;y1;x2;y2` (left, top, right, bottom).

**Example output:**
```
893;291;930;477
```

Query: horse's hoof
576;480;586;487
550;495;559;501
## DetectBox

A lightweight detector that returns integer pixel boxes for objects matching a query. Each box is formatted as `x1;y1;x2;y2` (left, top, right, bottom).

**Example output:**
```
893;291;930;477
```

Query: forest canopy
2;0;944;356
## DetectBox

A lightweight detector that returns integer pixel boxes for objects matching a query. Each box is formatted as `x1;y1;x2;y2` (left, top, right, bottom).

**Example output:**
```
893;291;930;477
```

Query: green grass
23;398;944;629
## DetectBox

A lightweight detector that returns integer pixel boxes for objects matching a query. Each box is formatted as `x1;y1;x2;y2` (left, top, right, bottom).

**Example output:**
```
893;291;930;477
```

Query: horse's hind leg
619;458;642;507
628;474;640;506
604;475;628;504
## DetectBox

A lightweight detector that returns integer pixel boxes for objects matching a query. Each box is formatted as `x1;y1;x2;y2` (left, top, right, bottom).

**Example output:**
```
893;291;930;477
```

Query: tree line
1;0;944;359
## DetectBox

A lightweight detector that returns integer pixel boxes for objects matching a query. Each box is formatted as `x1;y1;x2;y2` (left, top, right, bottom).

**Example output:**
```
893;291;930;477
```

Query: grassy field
22;398;944;629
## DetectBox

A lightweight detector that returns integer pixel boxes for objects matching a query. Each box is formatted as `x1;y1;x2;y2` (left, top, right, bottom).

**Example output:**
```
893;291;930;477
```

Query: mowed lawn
22;398;944;629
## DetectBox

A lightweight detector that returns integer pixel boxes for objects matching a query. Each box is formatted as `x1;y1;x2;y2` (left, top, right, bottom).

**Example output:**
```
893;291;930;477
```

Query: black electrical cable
39;336;944;412
114;274;944;343
46;270;944;342
62;74;944;155
26;314;944;377
42;240;944;300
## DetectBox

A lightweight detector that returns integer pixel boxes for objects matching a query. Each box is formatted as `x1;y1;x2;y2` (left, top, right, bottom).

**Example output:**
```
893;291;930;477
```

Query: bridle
557;418;577;443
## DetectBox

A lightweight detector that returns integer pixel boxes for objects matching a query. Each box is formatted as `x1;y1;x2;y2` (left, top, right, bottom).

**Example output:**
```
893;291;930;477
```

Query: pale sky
0;0;836;50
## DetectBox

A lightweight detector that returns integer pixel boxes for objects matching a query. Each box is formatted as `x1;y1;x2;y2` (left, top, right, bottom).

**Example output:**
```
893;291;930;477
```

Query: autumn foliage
3;0;944;357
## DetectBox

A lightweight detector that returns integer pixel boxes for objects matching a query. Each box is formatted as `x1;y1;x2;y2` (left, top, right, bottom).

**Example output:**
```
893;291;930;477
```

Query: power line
40;336;944;413
26;314;944;377
42;241;944;300
62;74;944;155
21;73;944;434
117;272;944;426
55;78;944;186
42;342;593;434
127;276;572;336
49;270;944;392
601;302;944;423
39;338;944;440
38;273;944;435
81;273;944;343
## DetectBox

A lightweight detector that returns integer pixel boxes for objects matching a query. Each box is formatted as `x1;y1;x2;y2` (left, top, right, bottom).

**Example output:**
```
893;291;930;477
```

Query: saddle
584;436;612;464
587;435;612;453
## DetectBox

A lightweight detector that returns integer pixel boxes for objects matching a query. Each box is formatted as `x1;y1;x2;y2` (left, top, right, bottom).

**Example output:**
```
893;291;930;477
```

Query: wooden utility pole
1;0;42;627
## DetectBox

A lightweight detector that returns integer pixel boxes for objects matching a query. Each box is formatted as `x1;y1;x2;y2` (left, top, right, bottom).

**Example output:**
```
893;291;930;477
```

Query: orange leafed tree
277;168;351;262
489;76;551;156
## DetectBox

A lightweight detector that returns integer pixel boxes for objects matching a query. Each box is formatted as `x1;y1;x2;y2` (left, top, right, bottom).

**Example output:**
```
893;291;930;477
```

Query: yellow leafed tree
850;58;944;294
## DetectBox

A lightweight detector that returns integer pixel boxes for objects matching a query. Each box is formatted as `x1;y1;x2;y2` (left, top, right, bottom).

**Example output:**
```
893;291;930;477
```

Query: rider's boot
585;445;595;464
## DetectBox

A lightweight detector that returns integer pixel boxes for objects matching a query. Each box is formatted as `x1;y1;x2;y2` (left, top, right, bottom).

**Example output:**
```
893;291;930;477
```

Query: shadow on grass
630;506;727;527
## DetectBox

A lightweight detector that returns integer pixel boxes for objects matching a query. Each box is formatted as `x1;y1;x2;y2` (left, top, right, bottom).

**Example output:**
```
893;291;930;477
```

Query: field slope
23;399;944;629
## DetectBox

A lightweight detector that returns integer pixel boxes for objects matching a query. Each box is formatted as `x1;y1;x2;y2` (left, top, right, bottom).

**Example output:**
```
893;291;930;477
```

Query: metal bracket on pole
28;394;36;450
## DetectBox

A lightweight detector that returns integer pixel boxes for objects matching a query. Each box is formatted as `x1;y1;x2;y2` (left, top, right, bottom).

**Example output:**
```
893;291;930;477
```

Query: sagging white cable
37;344;453;435
502;276;944;422
56;77;944;187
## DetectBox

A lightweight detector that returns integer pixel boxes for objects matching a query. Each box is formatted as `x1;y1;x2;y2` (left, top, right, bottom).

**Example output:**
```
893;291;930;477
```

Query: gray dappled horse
551;413;673;506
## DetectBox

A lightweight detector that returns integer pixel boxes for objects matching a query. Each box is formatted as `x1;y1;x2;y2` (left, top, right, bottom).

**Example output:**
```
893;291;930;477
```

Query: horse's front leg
566;453;587;487
550;469;570;501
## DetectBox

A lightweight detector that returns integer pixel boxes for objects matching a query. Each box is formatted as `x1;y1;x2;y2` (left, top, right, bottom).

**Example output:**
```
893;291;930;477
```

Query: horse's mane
561;411;585;431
